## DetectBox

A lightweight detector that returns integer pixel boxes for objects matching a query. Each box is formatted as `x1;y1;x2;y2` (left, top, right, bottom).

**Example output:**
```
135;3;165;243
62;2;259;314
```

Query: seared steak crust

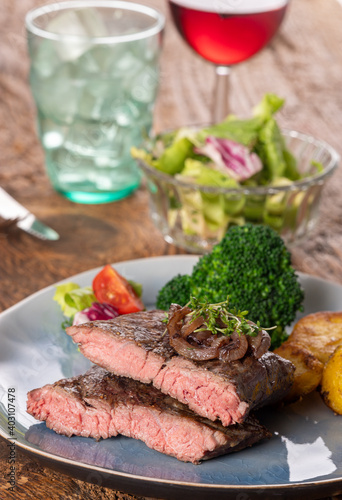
84;310;173;357
27;366;271;464
66;310;294;426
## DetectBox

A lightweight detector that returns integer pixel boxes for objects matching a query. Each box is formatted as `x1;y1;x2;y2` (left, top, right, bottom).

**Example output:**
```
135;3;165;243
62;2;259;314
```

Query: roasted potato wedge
288;311;342;364
274;341;324;402
321;345;342;414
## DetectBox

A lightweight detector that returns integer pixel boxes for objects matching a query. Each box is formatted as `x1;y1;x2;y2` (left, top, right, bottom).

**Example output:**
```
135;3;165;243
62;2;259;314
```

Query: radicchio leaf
73;302;119;325
197;136;262;182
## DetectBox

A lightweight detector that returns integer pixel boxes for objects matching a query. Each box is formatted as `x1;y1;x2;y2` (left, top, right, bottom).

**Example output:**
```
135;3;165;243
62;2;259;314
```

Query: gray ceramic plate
0;255;342;500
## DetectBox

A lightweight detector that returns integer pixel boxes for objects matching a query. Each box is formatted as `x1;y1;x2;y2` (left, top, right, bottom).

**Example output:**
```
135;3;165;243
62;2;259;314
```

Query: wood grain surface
1;0;342;498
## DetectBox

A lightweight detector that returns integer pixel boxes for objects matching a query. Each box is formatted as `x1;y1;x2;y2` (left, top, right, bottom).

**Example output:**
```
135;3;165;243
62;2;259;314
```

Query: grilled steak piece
66;310;294;426
27;366;271;464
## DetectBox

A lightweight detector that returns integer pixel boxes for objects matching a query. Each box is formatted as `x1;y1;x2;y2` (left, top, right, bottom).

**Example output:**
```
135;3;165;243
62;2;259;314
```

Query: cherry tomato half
92;265;144;315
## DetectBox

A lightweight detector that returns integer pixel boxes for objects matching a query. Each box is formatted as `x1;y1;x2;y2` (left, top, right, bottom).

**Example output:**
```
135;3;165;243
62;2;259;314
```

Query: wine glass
168;0;289;121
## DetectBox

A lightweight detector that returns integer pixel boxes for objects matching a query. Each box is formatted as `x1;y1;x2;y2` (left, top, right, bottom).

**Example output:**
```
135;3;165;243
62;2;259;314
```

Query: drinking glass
168;0;289;121
26;1;165;204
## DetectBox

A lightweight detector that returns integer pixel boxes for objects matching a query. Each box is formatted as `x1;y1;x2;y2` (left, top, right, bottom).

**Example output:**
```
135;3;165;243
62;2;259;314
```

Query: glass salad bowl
136;129;339;253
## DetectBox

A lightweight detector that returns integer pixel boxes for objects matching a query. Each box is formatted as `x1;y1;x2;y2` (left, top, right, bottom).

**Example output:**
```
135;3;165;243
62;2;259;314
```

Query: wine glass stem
213;65;231;122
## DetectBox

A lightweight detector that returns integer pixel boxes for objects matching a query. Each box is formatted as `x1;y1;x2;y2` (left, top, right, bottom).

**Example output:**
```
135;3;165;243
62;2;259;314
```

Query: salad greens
53;284;96;323
53;271;144;328
132;94;323;240
132;94;300;185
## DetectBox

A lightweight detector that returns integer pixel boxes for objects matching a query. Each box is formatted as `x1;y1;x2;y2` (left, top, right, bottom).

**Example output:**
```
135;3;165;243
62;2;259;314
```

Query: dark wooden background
1;0;342;498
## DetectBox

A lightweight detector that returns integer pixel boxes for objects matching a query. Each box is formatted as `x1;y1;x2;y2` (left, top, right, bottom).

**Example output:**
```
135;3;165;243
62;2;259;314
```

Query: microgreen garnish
186;296;274;337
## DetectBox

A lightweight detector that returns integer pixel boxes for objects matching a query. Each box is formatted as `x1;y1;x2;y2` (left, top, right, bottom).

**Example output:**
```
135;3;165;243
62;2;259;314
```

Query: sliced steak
66;310;294;426
27;366;271;464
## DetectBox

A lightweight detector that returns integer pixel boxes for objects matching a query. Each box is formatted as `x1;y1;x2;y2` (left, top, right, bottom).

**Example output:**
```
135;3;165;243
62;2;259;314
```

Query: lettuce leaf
177;159;245;235
53;283;97;320
255;118;287;180
178;158;241;188
197;116;262;147
131;146;156;168
253;93;285;120
155;137;194;175
128;280;143;298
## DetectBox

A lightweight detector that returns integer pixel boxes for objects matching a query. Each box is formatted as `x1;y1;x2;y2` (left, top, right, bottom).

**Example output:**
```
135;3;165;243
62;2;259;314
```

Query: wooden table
1;0;342;498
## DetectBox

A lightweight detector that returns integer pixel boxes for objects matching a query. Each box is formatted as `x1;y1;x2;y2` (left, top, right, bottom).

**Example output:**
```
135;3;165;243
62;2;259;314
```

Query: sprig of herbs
186;296;274;337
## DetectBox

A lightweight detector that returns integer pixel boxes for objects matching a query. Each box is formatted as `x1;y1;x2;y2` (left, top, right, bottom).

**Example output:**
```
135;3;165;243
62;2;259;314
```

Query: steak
65;310;294;426
26;366;271;464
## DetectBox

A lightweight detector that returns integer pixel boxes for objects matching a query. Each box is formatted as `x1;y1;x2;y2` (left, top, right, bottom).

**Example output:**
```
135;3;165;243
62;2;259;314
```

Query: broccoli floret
156;273;192;311
190;224;304;348
157;224;304;349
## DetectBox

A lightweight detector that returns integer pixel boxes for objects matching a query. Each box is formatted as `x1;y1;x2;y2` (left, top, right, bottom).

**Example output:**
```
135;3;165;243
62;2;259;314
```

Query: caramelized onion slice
248;329;271;359
218;332;249;362
169;332;231;361
168;304;191;336
181;315;205;337
170;336;219;361
188;330;213;344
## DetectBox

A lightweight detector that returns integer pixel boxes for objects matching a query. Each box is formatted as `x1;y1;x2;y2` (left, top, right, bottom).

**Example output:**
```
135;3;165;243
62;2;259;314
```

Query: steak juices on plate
27;307;294;463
